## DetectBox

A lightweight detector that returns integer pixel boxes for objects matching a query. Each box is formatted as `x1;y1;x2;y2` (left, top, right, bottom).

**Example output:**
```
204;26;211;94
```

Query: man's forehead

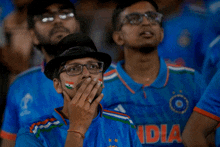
43;3;72;13
65;57;99;64
121;1;157;16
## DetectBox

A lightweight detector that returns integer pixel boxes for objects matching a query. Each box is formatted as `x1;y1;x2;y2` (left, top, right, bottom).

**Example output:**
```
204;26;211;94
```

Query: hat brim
44;52;112;80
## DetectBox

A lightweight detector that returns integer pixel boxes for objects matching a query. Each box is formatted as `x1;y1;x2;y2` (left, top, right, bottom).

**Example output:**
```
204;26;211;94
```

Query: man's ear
112;31;124;46
53;78;63;94
30;29;40;45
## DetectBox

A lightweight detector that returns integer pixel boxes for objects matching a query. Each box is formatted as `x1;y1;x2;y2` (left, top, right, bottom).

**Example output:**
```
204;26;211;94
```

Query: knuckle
84;89;90;95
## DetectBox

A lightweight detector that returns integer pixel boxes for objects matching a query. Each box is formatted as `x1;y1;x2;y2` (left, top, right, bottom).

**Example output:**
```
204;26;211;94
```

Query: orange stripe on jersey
54;108;67;125
194;107;220;121
166;63;182;67
104;69;116;76
116;70;135;94
104;109;130;118
0;130;17;141
30;118;56;133
216;123;220;129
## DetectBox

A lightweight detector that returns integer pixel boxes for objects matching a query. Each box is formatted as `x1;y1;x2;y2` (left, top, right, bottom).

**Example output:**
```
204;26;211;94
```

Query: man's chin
50;33;70;44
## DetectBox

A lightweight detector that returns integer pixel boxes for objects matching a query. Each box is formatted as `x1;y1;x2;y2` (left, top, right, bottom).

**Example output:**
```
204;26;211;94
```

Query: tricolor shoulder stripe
30;118;63;138
109;63;117;69
104;69;118;82
103;109;135;128
168;66;195;75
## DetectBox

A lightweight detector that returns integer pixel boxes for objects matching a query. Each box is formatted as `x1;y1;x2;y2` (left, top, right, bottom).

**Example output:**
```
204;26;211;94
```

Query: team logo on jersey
169;94;189;114
114;104;126;113
178;29;191;48
20;93;33;116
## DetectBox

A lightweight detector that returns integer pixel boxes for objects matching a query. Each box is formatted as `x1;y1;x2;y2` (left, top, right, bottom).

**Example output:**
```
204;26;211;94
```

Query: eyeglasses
59;62;104;76
119;11;163;30
34;10;74;23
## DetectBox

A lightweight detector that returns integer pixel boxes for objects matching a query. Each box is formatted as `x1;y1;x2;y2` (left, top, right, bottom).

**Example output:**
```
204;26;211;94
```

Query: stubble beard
127;43;157;54
138;46;157;54
34;27;71;57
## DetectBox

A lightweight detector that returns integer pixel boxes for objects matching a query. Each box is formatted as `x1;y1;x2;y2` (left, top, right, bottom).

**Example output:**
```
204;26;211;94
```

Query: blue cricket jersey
15;106;142;147
0;64;63;141
101;58;206;146
194;69;220;146
0;62;116;141
158;4;206;72
0;0;14;46
202;35;220;85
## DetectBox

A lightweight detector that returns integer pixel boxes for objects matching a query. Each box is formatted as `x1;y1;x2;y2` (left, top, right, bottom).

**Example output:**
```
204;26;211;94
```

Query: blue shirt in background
102;58;206;146
158;4;206;72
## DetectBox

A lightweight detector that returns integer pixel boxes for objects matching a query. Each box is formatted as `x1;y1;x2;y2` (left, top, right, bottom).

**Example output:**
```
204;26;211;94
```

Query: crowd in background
0;0;220;146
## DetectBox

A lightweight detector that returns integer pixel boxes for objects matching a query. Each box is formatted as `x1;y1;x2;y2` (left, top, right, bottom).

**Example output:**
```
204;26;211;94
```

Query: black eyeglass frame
58;61;104;76
34;9;75;23
118;11;163;30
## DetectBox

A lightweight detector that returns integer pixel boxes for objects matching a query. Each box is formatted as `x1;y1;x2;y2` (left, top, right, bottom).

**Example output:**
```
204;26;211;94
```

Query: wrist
67;130;85;139
68;125;87;135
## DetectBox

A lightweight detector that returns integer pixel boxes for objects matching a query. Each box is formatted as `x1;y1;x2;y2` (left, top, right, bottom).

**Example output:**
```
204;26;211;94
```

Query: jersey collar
53;104;104;125
41;60;47;72
116;58;169;93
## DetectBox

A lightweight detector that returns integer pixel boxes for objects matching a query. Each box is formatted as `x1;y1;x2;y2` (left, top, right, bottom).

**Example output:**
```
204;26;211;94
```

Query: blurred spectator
0;0;83;146
201;1;220;146
202;37;220;85
76;0;126;63
89;1;119;63
0;0;14;128
88;0;129;63
156;0;206;72
2;0;44;84
182;69;220;147
201;0;220;85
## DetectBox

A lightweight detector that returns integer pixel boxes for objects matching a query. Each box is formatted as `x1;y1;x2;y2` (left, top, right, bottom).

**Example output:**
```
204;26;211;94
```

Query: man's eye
127;14;141;24
67;12;74;17
67;66;79;72
89;64;99;69
59;12;74;19
41;16;54;22
59;14;67;19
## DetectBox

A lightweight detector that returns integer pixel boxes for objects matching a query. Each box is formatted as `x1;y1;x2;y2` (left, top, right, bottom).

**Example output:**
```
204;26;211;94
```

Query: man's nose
81;66;90;77
52;14;63;24
141;15;151;25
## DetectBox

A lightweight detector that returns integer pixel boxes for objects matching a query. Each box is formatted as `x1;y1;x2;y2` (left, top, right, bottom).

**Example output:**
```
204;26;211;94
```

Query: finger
73;77;92;103
79;78;99;103
90;93;104;112
83;98;92;110
83;80;102;106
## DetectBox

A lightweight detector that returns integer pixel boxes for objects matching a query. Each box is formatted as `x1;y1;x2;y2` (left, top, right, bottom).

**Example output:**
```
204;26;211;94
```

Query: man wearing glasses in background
0;0;81;146
15;33;142;147
102;0;207;146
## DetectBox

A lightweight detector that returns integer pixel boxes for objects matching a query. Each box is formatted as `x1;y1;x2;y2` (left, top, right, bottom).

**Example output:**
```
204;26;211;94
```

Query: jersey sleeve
194;70;220;121
129;126;142;147
0;83;20;140
15;128;44;147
